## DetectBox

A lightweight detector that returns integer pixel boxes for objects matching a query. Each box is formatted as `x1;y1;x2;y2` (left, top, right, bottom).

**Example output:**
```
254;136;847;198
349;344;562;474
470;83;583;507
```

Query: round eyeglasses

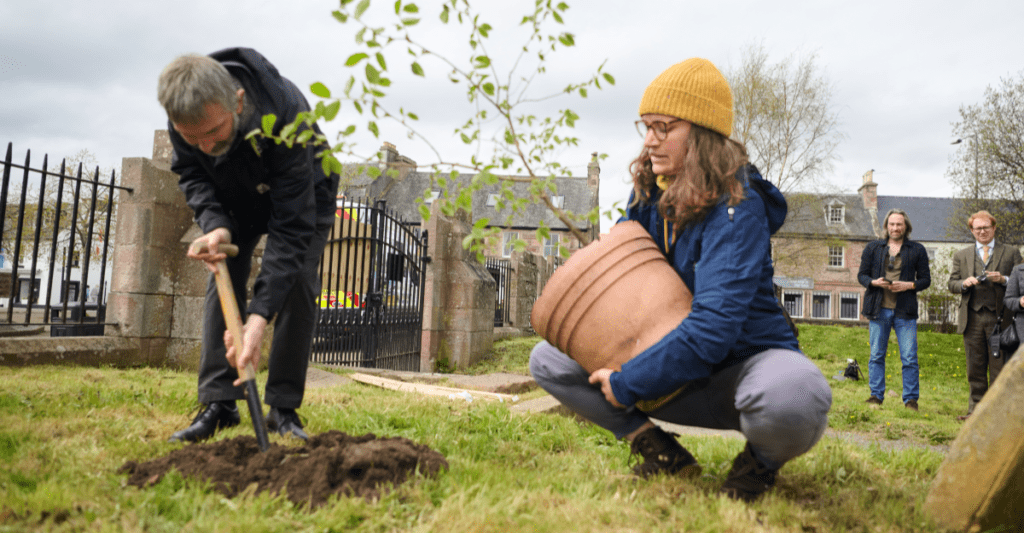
635;118;683;141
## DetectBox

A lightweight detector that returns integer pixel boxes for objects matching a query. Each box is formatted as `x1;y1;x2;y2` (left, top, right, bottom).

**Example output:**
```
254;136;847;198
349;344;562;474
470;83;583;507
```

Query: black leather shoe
268;407;308;441
168;401;239;443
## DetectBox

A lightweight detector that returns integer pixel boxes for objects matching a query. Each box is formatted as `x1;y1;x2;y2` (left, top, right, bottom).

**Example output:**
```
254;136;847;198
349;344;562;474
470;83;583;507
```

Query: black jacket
169;47;339;320
857;239;931;319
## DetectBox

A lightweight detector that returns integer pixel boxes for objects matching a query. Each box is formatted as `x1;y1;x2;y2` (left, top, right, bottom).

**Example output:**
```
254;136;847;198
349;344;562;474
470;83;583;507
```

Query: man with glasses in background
947;211;1021;421
858;209;931;411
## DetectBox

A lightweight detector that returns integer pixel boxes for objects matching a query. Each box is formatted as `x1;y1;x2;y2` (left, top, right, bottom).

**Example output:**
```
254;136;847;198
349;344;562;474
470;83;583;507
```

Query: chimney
587;152;601;239
858;170;882;238
858;169;877;210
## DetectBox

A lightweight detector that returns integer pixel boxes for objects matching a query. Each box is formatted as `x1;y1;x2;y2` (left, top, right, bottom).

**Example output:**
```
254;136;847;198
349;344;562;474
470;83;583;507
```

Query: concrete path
307;366;949;454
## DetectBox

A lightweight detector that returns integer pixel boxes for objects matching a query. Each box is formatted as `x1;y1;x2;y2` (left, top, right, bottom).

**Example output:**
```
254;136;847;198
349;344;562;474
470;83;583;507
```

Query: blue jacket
609;165;800;407
857;239;930;319
169;47;339;320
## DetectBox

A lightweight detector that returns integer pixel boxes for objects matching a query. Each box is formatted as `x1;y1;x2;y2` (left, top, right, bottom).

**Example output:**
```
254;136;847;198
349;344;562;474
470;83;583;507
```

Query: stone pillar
420;203;495;371
509;251;539;330
925;350;1024;532
107;131;200;367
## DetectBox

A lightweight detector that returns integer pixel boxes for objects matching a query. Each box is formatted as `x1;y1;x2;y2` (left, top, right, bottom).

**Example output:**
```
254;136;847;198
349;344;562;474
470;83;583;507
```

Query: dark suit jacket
947;242;1023;334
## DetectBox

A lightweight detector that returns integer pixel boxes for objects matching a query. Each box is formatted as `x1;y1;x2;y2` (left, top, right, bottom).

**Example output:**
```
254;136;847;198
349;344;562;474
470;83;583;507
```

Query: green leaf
331;10;348;23
440;5;449;23
310;82;331;98
552;10;563;23
345;53;369;67
579;87;587;98
354;0;370;19
407;112;419;120
367;166;382;178
558;33;574;46
557;2;569;11
473;55;491;69
482;82;495;96
460;133;471;144
365;63;381;84
297;129;314;144
603;72;616;85
418;204;431;219
411;62;424;76
403;3;418;13
261;114;277;135
324;101;341;121
402;18;420;26
478;23;491;37
341;125;356;136
375;52;387;71
393;0;401;15
368;121;380;137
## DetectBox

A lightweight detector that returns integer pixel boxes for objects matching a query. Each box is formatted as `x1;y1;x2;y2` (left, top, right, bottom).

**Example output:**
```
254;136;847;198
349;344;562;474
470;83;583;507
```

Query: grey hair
157;54;238;123
882;208;913;240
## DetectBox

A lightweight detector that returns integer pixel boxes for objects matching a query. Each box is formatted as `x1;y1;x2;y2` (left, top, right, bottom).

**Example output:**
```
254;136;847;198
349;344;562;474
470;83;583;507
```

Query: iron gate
311;198;427;371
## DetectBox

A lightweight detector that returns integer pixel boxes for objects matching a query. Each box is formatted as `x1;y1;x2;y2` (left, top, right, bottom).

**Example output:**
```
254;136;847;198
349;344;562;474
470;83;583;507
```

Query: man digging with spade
158;48;339;443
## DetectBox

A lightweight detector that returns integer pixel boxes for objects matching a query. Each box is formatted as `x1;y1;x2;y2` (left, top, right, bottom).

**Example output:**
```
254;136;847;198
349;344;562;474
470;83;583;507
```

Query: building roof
877;196;965;243
339;147;599;232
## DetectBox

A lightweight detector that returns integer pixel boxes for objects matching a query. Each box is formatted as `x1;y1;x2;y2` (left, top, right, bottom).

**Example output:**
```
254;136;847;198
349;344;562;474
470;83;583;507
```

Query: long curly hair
628;123;749;231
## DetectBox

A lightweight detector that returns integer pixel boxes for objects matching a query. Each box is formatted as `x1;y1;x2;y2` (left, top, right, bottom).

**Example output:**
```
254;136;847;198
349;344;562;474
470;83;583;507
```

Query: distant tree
726;43;844;194
947;71;1024;244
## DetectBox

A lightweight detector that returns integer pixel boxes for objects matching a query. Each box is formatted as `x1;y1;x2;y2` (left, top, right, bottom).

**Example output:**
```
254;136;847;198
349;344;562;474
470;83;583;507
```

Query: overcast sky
2;0;1022;219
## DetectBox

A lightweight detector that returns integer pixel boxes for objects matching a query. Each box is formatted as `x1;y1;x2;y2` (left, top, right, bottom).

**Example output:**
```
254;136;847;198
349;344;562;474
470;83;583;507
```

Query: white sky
2;0;1022;219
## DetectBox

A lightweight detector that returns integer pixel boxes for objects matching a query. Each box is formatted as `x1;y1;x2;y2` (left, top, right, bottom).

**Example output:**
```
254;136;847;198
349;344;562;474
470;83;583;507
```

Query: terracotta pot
531;220;692;373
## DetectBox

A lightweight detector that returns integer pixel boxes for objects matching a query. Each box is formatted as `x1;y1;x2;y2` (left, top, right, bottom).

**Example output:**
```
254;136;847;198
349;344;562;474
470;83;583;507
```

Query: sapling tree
249;0;615;260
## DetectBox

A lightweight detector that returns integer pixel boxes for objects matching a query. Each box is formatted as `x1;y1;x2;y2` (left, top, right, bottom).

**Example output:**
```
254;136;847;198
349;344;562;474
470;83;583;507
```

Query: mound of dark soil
119;430;448;509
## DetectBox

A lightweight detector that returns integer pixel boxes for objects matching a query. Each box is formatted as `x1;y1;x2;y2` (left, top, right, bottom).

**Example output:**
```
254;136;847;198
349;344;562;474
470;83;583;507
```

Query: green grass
0;324;975;532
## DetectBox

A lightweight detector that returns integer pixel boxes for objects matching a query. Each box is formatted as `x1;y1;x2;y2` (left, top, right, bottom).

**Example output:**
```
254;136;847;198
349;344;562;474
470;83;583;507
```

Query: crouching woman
530;58;832;502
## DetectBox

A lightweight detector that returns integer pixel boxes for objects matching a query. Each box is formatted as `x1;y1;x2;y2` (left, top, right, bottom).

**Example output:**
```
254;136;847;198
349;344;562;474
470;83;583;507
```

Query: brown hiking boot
720;442;778;502
865;396;882;405
629;426;701;479
905;400;918;411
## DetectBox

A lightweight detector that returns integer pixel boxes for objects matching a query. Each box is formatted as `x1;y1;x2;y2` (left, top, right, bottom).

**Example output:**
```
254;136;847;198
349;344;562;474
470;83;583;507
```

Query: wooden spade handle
189;240;250;379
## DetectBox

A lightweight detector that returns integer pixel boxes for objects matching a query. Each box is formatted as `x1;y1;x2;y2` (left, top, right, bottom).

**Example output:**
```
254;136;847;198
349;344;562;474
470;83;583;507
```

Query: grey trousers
529;341;832;470
197;222;331;409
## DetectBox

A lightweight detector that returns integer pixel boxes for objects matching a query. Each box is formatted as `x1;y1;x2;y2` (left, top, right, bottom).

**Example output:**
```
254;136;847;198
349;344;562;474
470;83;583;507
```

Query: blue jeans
868;308;919;403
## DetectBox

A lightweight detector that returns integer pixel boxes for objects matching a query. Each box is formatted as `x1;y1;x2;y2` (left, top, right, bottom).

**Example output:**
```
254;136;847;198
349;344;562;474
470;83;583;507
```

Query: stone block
925;350;1024;532
110;243;179;295
108;292;174;338
166;338;202;371
171;295;206;340
114;202;193;250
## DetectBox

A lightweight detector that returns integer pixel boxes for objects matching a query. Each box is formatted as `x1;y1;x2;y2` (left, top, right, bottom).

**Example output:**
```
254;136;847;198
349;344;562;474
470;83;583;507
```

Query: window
926;247;936;261
502;232;519;258
551;195;565;208
783;291;803;318
16;278;40;304
840;292;860;320
486;193;499;207
828;246;845;267
425;190;440;204
544;234;560;257
826;204;844;226
812;291;831;319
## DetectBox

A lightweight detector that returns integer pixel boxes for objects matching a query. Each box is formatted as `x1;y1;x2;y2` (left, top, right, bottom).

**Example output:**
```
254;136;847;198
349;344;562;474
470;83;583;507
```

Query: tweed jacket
947;242;1023;334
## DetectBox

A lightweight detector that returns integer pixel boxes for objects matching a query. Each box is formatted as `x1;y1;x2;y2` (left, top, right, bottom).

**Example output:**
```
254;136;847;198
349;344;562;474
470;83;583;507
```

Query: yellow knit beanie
638;58;733;137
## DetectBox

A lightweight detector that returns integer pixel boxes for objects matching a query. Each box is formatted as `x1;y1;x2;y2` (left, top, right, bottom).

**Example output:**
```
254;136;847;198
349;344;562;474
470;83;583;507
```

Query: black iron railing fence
485;257;512;327
0;143;131;335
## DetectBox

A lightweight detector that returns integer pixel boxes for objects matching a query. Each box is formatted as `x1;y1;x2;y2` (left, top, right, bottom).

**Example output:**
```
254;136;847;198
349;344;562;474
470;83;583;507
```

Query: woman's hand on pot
589;368;625;409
